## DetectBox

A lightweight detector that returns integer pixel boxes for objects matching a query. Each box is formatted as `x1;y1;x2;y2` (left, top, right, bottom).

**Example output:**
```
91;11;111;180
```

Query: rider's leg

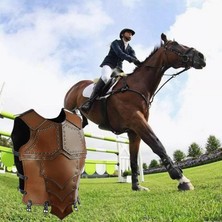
81;65;112;112
80;78;105;112
101;65;113;83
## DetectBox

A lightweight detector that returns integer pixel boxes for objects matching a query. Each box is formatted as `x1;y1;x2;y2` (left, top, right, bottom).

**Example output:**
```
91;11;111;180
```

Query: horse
64;33;206;191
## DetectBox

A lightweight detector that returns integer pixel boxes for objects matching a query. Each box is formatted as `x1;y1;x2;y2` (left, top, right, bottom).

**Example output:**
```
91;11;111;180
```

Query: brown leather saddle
11;108;86;220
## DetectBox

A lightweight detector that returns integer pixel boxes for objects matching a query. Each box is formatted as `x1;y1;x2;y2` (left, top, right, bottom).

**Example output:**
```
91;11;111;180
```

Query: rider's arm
111;40;138;63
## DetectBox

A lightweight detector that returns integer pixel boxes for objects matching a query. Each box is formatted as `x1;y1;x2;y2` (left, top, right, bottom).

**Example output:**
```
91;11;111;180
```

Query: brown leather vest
11;108;86;220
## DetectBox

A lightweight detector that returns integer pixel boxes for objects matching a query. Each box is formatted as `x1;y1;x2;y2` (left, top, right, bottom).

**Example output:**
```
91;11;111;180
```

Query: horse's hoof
132;185;150;191
178;182;194;191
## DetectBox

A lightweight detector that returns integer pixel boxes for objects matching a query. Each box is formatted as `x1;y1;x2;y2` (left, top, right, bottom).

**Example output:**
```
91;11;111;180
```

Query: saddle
11;108;86;220
80;68;129;133
101;67;126;96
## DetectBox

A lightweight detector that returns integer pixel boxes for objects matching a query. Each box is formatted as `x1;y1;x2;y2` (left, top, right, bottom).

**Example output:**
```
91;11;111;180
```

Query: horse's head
161;33;206;69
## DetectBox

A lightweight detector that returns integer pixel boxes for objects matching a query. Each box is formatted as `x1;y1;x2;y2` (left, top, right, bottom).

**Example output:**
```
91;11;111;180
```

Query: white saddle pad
82;83;94;98
82;76;125;98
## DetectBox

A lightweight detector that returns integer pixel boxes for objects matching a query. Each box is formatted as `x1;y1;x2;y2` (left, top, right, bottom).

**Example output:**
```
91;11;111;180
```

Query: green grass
0;161;221;222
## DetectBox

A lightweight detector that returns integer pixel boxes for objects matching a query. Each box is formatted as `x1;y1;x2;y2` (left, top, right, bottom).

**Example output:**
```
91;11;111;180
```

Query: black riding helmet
119;28;135;39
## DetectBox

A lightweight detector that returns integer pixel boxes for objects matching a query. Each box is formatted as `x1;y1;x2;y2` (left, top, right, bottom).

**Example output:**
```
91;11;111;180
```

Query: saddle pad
82;77;122;98
82;83;94;98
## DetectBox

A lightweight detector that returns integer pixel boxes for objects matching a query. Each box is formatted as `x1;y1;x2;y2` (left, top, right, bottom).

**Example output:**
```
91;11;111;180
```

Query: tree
205;135;221;153
188;142;202;158
0;136;12;147
143;163;148;170
149;159;159;169
173;150;186;162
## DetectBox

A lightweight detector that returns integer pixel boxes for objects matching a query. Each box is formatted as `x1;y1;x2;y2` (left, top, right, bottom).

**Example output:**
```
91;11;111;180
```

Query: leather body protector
11;108;86;220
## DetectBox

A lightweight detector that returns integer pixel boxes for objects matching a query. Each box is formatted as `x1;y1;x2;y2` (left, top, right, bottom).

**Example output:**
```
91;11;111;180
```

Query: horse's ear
161;33;167;43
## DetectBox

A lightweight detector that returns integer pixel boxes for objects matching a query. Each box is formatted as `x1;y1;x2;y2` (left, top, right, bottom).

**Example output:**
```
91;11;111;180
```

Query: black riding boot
81;78;105;112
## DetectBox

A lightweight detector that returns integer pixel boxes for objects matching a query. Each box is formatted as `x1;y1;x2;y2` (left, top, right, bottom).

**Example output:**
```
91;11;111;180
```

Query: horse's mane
133;41;163;72
145;46;159;60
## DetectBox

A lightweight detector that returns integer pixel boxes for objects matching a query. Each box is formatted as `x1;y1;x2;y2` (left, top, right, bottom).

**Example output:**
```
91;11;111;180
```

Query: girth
11;108;86;220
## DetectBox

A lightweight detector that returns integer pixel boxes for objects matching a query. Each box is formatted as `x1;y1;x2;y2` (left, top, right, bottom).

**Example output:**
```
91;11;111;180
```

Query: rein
107;42;192;109
149;67;190;105
149;42;192;106
108;67;190;109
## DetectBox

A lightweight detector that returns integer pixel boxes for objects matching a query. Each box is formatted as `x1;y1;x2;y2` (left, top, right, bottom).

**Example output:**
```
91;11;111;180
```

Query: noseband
164;41;194;68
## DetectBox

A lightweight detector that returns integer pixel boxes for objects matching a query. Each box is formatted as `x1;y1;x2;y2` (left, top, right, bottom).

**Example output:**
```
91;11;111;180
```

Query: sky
0;0;221;165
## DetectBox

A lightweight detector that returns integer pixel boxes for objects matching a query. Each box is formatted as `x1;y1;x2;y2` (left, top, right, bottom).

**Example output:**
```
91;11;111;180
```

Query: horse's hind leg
128;130;149;191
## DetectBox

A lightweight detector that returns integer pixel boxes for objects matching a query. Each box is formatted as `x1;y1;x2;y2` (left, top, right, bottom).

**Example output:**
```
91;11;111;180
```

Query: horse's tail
64;80;92;127
64;80;88;110
64;85;77;111
80;112;88;128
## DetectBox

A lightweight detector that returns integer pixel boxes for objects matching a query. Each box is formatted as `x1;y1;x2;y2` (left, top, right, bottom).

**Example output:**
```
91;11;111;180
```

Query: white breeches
101;65;113;83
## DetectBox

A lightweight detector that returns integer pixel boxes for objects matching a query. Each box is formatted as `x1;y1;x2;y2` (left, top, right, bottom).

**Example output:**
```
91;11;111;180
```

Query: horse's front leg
134;118;194;191
127;130;149;191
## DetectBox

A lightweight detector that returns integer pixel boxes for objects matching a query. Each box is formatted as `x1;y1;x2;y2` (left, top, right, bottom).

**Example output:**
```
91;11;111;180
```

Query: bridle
109;41;195;108
149;41;194;105
163;40;195;68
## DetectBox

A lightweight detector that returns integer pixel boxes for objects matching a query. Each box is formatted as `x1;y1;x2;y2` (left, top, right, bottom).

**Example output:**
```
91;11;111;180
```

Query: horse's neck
132;49;167;97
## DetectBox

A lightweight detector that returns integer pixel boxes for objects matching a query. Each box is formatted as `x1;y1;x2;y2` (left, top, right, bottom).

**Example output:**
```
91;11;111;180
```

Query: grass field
0;161;221;222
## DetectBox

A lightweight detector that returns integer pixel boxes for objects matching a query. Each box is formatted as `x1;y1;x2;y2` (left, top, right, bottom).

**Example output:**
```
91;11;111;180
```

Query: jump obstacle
0;111;144;182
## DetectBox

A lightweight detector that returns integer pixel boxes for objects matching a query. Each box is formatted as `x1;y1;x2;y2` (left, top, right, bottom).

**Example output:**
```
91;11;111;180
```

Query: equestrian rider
81;28;142;112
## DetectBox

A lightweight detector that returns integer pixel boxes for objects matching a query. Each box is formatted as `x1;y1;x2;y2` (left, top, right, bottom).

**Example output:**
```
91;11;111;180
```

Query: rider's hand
133;59;142;67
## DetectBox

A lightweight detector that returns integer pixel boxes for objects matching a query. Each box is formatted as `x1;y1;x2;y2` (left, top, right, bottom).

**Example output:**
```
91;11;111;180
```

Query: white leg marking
178;175;190;184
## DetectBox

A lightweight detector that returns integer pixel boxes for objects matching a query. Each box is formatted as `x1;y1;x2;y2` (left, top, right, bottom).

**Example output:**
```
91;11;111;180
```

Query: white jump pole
0;111;144;182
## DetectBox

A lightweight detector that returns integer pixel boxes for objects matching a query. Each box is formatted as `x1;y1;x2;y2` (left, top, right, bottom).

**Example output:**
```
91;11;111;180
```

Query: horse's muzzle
192;51;206;69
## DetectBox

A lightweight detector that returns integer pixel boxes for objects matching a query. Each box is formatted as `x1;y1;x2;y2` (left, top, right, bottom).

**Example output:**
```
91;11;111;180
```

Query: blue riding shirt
100;39;138;69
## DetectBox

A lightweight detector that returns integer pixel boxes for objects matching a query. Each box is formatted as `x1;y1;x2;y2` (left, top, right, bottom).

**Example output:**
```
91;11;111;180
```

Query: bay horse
64;33;206;191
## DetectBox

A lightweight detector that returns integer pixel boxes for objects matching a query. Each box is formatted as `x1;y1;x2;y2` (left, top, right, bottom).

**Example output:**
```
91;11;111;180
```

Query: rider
81;28;142;112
